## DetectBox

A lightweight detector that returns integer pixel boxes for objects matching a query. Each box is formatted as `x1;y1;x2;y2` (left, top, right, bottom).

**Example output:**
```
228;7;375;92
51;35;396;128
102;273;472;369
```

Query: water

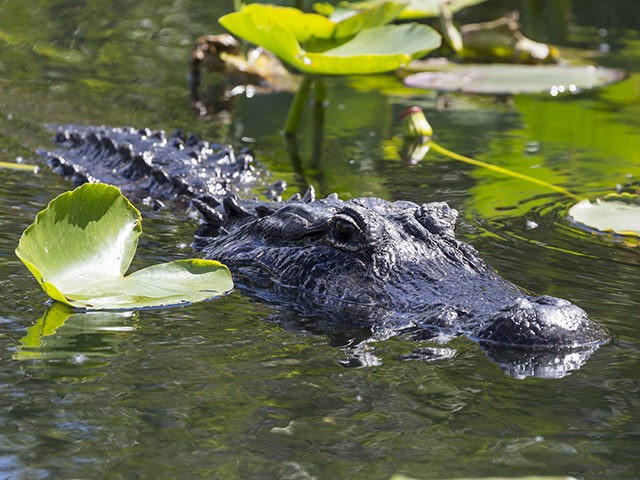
1;0;640;478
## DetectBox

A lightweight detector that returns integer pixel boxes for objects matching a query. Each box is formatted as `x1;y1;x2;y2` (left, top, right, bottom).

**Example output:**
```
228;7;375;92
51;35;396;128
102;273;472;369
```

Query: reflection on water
1;0;640;478
16;303;136;360
481;343;602;379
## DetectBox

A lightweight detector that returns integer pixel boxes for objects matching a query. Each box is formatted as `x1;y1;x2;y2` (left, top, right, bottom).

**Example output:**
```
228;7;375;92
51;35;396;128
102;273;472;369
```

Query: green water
1;1;639;478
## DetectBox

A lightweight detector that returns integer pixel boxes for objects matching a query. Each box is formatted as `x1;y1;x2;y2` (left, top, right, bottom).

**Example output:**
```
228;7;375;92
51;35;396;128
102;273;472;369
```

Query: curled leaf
315;0;489;20
220;4;441;75
15;183;233;310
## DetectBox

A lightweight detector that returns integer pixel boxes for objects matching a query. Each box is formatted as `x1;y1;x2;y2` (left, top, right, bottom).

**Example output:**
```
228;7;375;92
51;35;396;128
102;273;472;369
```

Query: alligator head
196;189;609;377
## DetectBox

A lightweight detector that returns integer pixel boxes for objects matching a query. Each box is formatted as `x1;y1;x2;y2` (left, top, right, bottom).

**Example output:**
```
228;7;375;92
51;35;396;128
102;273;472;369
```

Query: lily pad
227;3;405;44
403;63;625;95
568;193;640;237
15;183;233;310
219;4;440;75
315;0;488;20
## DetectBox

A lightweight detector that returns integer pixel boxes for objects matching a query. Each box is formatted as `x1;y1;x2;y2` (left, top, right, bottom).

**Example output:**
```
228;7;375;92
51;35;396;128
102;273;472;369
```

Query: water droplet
525;141;540;154
71;354;89;365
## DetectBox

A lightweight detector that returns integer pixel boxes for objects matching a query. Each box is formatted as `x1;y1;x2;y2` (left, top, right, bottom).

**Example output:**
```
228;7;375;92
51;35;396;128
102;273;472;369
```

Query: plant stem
314;77;326;104
428;141;581;200
0;161;38;172
284;76;313;136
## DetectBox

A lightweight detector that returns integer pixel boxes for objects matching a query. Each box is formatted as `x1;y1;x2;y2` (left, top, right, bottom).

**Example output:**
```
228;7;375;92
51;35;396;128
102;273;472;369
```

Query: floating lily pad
15;183;233;310
404;63;625;95
220;4;440;75
568;193;640;237
315;0;488;20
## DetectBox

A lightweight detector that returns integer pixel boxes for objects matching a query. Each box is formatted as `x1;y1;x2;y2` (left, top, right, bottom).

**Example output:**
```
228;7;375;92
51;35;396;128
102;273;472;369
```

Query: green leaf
305;24;440;74
316;0;488;20
15;183;233;310
403;63;625;95
220;7;304;68
222;4;335;45
225;3;406;46
220;6;441;75
397;0;488;19
331;2;408;39
568;193;640;237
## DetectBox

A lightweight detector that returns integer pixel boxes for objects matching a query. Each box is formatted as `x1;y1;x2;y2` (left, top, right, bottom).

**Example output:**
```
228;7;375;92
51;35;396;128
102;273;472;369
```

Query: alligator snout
475;295;610;348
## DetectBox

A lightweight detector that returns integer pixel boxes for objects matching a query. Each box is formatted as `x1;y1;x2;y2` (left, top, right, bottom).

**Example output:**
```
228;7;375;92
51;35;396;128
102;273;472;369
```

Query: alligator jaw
474;295;610;349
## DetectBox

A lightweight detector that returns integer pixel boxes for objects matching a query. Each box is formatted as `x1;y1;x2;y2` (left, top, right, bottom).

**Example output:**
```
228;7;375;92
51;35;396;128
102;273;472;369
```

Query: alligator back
41;125;274;209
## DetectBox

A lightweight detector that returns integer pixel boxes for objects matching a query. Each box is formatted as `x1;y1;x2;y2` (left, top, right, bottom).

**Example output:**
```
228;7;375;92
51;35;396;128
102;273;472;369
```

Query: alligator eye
329;214;368;251
333;217;359;243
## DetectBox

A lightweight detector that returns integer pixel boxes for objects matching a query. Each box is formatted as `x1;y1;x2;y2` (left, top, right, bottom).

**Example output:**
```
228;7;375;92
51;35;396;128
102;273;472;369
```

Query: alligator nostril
534;295;570;307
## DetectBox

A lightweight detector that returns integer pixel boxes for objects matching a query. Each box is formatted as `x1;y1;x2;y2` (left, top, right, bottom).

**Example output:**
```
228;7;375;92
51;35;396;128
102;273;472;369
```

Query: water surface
1;1;639;478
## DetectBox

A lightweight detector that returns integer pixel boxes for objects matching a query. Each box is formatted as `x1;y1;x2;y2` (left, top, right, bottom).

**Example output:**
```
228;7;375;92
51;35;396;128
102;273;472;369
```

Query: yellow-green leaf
220;6;441;75
15;183;233;310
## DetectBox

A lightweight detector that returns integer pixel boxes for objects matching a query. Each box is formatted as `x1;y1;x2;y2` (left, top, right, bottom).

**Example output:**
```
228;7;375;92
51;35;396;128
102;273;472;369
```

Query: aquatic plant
403;62;625;95
0;160;38;172
568;193;640;238
219;2;442;134
15;183;233;310
400;107;640;237
314;0;488;21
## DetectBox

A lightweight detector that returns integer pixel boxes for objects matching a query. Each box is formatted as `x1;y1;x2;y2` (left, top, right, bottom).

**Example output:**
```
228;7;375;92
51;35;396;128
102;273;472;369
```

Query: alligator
41;125;610;378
